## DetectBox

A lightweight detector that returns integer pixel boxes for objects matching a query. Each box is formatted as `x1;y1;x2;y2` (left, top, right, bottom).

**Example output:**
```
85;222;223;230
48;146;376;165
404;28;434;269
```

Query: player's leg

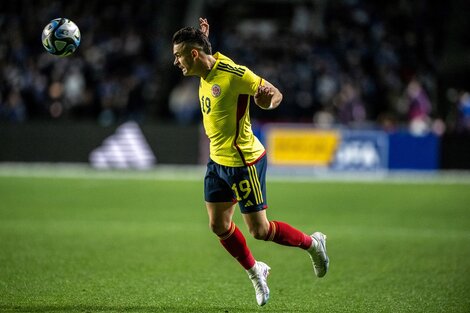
205;158;256;270
242;209;329;277
242;209;312;249
206;201;255;270
206;201;235;235
238;155;312;248
206;200;270;306
204;159;269;306
238;154;329;278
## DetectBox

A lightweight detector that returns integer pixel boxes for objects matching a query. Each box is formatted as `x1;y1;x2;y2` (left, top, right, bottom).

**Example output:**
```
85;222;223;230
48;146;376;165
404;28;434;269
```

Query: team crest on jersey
211;84;221;97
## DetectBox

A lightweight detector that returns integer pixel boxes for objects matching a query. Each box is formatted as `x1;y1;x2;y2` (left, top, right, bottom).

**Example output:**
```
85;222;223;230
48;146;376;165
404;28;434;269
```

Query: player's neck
201;55;217;79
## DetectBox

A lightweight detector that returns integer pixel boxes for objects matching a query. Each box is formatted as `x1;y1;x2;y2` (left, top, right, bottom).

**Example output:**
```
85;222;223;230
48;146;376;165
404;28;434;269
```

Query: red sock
264;221;312;250
218;222;256;270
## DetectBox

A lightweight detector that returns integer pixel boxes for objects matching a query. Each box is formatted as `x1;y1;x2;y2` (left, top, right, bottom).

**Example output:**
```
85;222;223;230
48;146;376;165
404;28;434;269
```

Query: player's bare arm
254;80;283;110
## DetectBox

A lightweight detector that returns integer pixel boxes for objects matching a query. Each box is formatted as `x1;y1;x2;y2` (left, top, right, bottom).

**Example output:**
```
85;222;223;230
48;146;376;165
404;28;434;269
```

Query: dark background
1;0;470;168
1;0;469;127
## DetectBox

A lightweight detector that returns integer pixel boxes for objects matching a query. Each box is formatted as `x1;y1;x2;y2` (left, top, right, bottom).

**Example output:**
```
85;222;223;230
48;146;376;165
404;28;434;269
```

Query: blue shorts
204;154;268;214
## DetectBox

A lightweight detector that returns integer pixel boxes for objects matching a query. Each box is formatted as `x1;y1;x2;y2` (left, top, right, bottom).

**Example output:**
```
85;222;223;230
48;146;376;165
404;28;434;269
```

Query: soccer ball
41;18;81;57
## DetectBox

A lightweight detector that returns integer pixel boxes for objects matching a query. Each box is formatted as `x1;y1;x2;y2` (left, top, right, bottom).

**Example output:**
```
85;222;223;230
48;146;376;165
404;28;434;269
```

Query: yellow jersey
200;52;265;167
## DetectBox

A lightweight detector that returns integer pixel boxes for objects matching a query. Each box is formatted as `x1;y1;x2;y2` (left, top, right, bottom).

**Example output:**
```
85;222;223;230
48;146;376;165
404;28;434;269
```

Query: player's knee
209;220;231;236
249;225;269;240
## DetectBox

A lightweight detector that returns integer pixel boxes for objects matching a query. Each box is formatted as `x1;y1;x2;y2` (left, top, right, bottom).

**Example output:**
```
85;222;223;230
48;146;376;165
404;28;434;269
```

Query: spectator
168;79;199;124
0;0;446;130
397;77;432;135
403;77;432;122
0;89;26;122
457;91;470;132
334;79;366;126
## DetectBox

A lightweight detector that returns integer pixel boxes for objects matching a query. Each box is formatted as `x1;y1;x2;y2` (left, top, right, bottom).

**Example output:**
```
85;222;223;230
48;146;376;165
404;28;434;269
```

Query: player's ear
190;48;199;59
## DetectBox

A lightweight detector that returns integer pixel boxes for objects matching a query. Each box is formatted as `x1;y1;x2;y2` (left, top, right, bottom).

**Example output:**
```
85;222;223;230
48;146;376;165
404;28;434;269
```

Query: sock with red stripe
218;222;256;270
264;220;312;250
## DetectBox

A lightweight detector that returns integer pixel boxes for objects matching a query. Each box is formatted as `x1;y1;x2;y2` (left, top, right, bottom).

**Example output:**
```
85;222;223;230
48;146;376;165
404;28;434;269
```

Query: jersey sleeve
237;67;263;96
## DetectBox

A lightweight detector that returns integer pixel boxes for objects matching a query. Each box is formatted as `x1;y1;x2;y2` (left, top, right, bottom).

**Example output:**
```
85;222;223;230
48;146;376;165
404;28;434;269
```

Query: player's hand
254;85;275;109
199;18;209;37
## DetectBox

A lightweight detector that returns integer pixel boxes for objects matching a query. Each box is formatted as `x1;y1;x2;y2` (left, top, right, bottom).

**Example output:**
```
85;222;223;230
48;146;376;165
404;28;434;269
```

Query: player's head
173;27;212;55
172;27;212;76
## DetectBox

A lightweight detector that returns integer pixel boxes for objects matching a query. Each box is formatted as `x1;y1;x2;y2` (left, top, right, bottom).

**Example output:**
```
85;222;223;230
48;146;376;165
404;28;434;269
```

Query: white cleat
308;232;329;278
247;261;270;306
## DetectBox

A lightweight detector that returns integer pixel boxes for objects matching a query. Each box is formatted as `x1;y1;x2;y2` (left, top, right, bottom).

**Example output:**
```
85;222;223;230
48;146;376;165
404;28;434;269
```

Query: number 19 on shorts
231;180;251;201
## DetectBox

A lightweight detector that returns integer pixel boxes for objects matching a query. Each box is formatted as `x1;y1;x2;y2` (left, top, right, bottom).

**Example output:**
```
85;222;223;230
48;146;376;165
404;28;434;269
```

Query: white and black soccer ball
42;18;81;57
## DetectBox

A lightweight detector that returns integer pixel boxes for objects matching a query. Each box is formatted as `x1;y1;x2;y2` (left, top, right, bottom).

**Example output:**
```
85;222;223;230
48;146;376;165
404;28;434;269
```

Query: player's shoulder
214;52;239;67
214;52;248;78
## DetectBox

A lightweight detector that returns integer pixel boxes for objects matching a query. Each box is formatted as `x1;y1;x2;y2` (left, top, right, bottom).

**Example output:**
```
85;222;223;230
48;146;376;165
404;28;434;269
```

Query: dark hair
172;27;212;55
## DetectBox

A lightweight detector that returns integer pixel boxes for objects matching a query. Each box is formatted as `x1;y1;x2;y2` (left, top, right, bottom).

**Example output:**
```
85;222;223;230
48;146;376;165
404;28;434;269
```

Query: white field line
1;163;470;184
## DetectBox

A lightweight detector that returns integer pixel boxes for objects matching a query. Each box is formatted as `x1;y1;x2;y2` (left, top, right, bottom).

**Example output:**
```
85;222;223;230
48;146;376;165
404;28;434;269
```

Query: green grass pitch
0;171;469;312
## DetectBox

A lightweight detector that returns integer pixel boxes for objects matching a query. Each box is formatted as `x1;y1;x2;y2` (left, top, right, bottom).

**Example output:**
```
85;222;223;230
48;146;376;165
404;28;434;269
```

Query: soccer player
172;18;329;306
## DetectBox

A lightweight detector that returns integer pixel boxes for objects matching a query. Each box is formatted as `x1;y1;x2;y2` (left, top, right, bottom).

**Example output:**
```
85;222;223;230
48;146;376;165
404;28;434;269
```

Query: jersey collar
204;52;223;81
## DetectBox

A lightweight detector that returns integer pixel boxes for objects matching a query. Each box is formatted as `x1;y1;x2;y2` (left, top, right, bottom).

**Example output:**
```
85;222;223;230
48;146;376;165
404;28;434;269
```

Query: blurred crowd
0;0;179;126
200;0;451;134
1;0;468;133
